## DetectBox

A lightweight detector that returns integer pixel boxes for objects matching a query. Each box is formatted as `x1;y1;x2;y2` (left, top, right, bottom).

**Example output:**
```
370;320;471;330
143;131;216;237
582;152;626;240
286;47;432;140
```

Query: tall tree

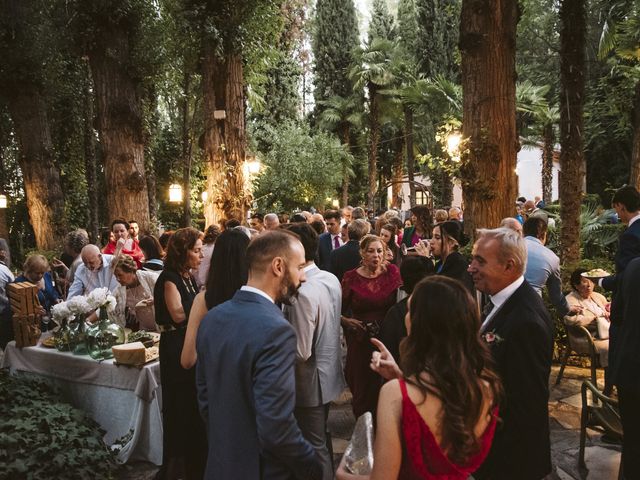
415;0;460;80
72;0;157;229
0;0;68;249
559;0;586;266
312;0;360;104
459;0;519;235
369;0;396;42
351;38;396;210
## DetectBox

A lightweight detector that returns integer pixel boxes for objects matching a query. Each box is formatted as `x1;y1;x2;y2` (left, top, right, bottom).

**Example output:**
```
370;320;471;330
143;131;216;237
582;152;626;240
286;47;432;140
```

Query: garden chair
579;380;622;478
555;322;599;387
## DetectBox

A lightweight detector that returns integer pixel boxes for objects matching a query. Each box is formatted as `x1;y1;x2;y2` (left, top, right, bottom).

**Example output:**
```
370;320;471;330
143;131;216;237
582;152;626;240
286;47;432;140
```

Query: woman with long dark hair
154;227;206;479
424;221;474;293
180;229;250;369
379;223;400;266
399;205;432;249
338;276;502;480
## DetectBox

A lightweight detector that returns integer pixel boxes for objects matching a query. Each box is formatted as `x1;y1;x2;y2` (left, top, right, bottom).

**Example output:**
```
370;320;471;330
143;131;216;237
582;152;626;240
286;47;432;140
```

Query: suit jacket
283;265;346;407
609;257;640;393
196;290;321;480
330;240;360;283
476;281;554;480
317;233;333;272
601;219;640;325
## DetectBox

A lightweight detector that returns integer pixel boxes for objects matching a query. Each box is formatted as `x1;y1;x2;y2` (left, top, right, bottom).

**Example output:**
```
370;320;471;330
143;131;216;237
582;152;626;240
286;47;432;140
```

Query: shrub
0;370;117;479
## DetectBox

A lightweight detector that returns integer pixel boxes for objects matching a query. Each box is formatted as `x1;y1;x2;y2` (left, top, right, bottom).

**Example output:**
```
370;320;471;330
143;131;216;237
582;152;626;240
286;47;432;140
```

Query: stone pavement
119;364;622;479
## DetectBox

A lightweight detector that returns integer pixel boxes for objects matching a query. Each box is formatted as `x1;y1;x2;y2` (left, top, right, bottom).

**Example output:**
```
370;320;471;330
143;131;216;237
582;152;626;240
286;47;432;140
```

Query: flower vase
86;306;125;360
70;314;88;355
53;318;73;352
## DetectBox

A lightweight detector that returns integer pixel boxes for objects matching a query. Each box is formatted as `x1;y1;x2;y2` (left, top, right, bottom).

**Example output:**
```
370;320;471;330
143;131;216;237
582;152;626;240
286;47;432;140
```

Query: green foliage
0;370;117;479
253;122;351;211
312;0;360;103
414;0;459;80
369;0;396;42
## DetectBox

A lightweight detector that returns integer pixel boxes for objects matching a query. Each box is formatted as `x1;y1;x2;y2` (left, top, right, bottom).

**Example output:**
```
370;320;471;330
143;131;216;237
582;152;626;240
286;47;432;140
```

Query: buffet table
0;335;163;465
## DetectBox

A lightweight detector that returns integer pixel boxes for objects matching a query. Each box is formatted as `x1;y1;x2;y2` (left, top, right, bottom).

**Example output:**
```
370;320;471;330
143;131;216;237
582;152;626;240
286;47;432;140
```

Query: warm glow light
246;159;261;175
332;199;340;208
201;191;208;202
0;195;6;209
446;132;462;156
169;184;183;203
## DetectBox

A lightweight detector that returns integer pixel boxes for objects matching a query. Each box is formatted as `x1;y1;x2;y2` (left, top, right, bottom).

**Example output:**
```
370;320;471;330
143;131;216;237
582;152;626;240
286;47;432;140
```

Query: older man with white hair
264;213;280;230
67;244;120;298
468;228;554;480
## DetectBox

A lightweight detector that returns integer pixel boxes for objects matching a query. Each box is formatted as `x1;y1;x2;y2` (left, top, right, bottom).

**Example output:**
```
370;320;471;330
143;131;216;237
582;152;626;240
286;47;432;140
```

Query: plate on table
40;336;56;348
581;268;610;279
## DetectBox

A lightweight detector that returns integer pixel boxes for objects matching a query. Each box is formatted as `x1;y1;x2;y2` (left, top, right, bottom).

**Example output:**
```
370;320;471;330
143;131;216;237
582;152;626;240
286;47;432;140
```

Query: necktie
482;299;494;320
333;235;340;249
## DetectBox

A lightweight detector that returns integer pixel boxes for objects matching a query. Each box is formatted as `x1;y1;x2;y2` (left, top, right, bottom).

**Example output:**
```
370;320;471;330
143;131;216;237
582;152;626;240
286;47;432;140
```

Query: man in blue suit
196;230;322;480
317;210;343;271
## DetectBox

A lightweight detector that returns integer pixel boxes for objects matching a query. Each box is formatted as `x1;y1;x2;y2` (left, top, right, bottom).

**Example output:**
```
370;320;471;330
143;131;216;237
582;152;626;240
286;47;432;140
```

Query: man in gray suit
283;223;346;480
196;230;322;480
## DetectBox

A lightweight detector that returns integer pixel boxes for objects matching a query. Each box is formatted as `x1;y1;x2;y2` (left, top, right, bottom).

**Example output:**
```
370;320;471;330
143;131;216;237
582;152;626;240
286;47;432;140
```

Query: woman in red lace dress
341;234;402;418
338;276;502;480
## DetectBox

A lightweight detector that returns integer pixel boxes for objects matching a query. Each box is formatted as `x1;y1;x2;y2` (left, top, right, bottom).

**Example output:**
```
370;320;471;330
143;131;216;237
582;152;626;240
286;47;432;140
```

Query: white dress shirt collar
303;263;317;273
481;276;525;329
241;285;274;303
629;212;640;227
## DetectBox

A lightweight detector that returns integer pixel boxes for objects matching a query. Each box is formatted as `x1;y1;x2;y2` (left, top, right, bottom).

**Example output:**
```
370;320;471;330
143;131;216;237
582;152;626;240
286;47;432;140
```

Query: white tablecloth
0;336;163;465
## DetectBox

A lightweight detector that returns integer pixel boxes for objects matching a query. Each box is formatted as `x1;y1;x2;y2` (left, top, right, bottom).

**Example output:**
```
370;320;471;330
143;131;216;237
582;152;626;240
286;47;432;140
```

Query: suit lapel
482;283;527;335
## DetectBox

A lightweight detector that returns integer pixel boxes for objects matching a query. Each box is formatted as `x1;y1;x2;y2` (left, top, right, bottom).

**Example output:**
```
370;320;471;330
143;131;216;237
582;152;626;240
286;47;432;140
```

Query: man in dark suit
468;227;554;480
329;219;370;282
196;231;322;480
600;185;640;324
317;209;343;271
610;257;640;478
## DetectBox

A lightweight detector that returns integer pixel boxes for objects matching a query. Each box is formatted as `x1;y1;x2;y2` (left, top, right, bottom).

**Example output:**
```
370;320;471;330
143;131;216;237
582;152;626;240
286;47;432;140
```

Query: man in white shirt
469;228;554;480
283;223;345;480
67;245;119;298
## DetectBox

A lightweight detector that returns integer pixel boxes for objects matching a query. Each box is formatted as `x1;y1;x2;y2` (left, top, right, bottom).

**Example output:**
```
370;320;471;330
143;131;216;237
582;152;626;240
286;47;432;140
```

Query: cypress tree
312;0;360;104
368;0;396;42
415;0;459;80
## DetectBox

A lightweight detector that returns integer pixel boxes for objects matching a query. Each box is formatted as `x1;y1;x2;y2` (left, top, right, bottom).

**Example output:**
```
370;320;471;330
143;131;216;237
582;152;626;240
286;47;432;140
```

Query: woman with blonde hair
341;234;402;417
16;254;61;330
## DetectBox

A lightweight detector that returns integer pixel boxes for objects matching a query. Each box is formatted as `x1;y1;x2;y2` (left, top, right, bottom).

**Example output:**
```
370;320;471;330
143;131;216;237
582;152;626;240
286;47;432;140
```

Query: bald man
67;245;119;298
264;213;280;230
500;217;523;237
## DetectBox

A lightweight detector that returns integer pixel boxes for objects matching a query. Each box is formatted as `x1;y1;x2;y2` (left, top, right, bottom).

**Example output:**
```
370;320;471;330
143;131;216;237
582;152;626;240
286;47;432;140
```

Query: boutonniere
482;330;504;345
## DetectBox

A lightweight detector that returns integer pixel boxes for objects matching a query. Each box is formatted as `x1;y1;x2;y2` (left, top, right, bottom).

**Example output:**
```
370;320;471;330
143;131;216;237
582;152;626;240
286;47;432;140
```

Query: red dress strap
397;378;499;480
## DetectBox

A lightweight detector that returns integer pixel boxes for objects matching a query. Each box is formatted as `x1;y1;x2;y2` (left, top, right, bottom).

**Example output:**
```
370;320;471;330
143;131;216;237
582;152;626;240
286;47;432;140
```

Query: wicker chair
555;323;599;387
579;381;622;478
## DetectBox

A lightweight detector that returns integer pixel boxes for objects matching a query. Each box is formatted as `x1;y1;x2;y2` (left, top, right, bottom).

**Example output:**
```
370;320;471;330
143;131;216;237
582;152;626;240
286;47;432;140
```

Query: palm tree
350;38;396;210
318;95;361;206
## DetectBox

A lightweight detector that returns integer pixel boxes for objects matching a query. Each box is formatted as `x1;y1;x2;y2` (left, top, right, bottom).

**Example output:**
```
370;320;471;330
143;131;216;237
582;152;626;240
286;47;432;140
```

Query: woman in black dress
154;227;206;479
428;220;474;293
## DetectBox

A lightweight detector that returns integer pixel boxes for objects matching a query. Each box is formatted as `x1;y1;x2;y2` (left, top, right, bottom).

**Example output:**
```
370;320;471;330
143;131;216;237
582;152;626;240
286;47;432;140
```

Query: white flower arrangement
51;302;74;323
66;296;92;315
87;287;117;313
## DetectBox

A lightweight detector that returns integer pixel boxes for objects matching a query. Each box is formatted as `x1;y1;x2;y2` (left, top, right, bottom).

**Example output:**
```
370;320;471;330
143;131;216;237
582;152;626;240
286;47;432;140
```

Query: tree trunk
0;150;8;240
629;80;640;190
441;169;453;207
368;82;380;211
83;63;99;243
559;0;586;266
459;0;519;239
182;70;192;228
89;30;150;230
405;107;416;207
392;134;405;208
202;49;250;227
542;122;554;205
341;124;351;207
7;91;68;250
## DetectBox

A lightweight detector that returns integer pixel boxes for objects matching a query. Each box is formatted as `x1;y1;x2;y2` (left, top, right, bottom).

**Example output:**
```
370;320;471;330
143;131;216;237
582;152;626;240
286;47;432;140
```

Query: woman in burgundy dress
338;276;502;480
341;234;402;418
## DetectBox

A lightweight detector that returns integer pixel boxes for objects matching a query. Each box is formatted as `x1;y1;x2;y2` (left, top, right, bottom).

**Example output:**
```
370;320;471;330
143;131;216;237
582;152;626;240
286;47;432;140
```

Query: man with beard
196;230;322;480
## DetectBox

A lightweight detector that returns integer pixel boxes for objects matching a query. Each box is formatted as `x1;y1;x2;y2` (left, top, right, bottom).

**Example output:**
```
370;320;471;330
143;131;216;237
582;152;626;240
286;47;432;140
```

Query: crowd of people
0;186;639;480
